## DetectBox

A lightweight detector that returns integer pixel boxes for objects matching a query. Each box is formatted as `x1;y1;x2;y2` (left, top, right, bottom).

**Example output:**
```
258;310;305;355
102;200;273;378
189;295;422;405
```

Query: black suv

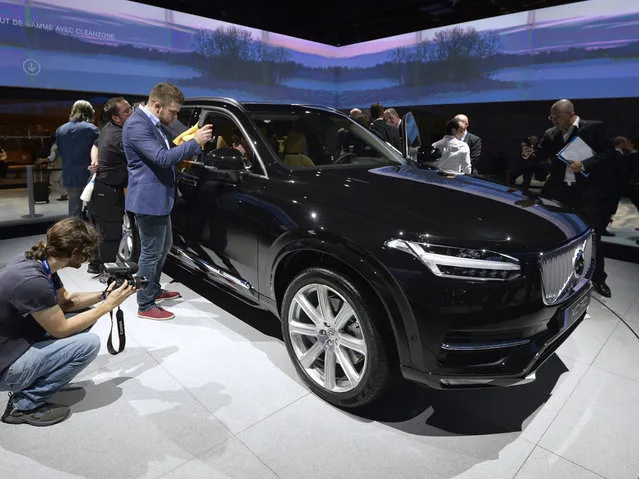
119;98;594;408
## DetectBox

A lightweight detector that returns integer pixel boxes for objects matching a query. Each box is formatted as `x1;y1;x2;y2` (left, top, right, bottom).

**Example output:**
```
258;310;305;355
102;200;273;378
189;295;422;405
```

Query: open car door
400;112;422;161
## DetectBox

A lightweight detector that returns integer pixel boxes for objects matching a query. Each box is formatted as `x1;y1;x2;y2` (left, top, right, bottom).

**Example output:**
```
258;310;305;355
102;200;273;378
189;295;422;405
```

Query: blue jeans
67;187;83;218
0;332;100;411
135;213;172;311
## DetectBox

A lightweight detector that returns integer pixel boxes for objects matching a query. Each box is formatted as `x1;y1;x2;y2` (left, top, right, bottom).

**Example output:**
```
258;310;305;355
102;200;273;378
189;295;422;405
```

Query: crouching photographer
0;218;136;427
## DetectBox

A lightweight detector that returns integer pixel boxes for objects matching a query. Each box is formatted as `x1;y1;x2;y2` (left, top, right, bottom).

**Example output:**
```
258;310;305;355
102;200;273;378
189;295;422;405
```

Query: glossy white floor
1;235;638;479
0;188;67;227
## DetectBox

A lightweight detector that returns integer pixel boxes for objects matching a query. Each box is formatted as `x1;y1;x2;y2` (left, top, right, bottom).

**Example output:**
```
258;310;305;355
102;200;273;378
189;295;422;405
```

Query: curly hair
69;100;95;123
25;218;98;262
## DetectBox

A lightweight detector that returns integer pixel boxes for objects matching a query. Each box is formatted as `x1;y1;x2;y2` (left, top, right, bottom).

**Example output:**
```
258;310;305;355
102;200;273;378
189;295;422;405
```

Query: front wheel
281;267;394;408
117;211;140;264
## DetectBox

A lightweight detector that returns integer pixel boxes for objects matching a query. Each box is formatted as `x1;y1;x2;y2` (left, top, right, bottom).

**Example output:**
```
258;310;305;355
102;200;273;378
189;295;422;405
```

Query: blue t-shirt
0;255;63;374
56;120;100;188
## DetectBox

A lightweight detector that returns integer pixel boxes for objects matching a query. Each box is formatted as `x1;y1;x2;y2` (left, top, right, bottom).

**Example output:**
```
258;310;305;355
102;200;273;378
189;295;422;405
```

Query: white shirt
431;135;472;174
562;117;580;184
140;105;170;149
461;131;468;142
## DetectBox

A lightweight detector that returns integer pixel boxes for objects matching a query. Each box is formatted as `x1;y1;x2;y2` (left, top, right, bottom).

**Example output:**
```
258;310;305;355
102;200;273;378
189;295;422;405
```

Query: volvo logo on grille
574;249;585;276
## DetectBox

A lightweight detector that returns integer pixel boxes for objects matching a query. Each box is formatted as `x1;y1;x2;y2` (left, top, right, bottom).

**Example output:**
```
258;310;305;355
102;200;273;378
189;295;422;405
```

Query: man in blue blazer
123;83;212;320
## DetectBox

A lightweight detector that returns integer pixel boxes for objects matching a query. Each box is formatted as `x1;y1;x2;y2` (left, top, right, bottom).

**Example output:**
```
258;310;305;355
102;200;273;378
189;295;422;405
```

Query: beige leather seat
282;130;314;168
216;136;228;149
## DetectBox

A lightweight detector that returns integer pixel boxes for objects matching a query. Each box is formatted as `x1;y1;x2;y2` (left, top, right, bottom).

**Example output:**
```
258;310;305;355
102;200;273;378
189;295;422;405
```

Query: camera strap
107;307;126;355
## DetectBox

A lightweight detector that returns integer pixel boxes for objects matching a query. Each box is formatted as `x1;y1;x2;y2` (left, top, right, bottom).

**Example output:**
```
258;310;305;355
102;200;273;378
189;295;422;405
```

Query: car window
246;108;406;170
177;108;195;129
199;111;265;176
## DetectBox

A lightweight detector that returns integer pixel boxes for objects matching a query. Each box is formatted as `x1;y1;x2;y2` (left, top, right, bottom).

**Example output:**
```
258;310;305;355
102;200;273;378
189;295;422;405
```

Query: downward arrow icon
23;59;41;75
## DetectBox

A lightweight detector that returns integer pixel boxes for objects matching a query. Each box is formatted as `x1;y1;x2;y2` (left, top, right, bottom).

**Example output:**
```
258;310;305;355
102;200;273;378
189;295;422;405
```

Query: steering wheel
335;152;356;164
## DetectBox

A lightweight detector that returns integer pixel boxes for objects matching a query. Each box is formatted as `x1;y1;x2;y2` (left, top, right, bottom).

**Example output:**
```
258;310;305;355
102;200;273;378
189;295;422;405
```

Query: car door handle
177;174;198;187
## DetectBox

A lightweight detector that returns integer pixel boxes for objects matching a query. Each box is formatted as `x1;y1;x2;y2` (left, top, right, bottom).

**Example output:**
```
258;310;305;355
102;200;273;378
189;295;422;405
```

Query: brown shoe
137;306;175;321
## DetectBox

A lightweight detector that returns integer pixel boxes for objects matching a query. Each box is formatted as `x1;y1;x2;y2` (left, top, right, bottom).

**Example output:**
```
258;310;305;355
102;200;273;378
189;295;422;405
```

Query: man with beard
123;83;212;321
88;97;133;273
0;218;135;426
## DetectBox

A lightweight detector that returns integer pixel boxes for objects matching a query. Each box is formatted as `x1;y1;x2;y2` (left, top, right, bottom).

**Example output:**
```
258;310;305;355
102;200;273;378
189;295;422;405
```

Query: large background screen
0;0;637;108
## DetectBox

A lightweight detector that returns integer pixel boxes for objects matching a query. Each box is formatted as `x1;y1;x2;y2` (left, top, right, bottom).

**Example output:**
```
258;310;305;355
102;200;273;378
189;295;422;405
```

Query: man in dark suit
454;114;481;174
369;103;401;150
123;83;212;321
522;99;613;297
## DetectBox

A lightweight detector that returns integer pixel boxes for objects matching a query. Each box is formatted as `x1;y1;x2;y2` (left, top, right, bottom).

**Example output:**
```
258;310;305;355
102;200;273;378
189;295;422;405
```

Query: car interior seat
282;130;315;168
216;136;228;149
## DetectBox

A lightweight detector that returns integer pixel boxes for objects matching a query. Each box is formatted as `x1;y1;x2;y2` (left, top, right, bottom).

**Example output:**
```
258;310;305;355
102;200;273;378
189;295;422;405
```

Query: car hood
292;165;590;254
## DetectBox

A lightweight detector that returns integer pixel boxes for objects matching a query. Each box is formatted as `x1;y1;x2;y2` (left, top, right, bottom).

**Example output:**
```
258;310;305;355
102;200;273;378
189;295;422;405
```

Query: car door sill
171;246;253;292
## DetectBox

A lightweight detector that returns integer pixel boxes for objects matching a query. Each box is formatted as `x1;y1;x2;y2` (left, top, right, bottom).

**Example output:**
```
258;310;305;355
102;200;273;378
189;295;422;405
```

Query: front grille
539;231;594;305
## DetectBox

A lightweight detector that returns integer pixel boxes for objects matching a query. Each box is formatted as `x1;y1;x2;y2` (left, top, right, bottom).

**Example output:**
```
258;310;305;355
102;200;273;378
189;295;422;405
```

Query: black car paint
168;98;592;389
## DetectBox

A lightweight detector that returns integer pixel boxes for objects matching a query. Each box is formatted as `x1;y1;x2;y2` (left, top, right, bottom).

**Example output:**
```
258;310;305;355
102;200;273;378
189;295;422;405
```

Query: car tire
117;211;140;264
281;267;394;408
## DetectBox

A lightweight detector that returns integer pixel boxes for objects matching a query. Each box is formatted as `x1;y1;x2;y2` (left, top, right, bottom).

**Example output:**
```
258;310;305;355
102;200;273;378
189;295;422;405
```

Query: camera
103;262;148;290
522;137;532;146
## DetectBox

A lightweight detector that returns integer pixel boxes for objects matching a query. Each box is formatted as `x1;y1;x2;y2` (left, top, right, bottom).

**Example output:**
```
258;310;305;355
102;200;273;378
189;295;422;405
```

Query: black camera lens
103;262;148;290
134;276;149;290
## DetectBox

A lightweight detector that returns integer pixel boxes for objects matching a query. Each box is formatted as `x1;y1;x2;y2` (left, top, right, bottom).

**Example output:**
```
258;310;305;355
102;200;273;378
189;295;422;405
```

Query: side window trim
177;107;200;130
199;107;268;179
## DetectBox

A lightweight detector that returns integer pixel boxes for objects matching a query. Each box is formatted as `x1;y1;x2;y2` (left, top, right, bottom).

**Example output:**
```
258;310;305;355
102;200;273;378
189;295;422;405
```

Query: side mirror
203;147;245;171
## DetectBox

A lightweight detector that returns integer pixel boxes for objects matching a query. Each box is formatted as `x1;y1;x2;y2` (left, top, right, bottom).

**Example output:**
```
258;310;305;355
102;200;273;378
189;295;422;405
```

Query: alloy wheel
118;213;135;261
288;283;368;393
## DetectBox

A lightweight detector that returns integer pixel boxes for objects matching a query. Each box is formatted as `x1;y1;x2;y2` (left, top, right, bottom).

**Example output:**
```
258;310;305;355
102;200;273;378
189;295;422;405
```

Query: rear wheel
281;267;394;408
117;211;140;264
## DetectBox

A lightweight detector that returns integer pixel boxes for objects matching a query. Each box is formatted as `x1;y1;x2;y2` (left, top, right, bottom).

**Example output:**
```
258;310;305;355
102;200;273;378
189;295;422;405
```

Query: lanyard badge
41;259;58;301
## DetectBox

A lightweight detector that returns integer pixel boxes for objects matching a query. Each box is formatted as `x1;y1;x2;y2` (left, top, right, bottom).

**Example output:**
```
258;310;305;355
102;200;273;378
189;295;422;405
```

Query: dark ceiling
137;0;582;46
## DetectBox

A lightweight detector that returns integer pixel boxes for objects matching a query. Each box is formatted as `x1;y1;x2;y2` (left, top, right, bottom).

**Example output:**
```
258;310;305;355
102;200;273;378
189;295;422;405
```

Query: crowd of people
336;99;639;297
0;83;212;426
1;85;638;426
345;103;482;175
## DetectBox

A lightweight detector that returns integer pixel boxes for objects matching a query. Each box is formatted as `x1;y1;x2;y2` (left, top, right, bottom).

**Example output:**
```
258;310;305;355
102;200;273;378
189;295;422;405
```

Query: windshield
245;106;406;169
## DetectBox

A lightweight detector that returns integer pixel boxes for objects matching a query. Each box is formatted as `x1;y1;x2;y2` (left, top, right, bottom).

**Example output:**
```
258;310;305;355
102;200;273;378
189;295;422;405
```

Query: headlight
386;239;521;281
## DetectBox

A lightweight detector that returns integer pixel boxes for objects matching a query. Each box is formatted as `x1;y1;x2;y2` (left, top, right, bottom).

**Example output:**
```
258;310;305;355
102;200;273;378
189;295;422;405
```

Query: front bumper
401;285;591;389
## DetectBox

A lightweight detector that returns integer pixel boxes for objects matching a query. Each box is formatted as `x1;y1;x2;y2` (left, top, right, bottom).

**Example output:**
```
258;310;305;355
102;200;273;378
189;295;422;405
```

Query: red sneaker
155;290;182;302
137;306;175;321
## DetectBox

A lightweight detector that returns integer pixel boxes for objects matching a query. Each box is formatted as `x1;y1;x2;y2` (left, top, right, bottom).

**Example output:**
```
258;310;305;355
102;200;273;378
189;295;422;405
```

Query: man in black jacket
522;99;613;297
455;114;482;174
370;103;401;150
89;97;133;271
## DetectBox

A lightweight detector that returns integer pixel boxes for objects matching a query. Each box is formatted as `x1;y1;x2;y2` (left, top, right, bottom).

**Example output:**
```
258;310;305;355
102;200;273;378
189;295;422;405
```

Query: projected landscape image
0;0;637;108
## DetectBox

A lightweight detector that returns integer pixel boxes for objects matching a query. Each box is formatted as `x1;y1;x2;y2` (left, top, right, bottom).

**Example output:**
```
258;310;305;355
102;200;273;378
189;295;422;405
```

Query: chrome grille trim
539;230;594;305
441;338;530;351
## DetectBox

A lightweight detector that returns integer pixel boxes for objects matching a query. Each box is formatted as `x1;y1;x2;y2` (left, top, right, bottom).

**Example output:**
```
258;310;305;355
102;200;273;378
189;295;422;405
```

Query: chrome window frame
198;106;269;179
